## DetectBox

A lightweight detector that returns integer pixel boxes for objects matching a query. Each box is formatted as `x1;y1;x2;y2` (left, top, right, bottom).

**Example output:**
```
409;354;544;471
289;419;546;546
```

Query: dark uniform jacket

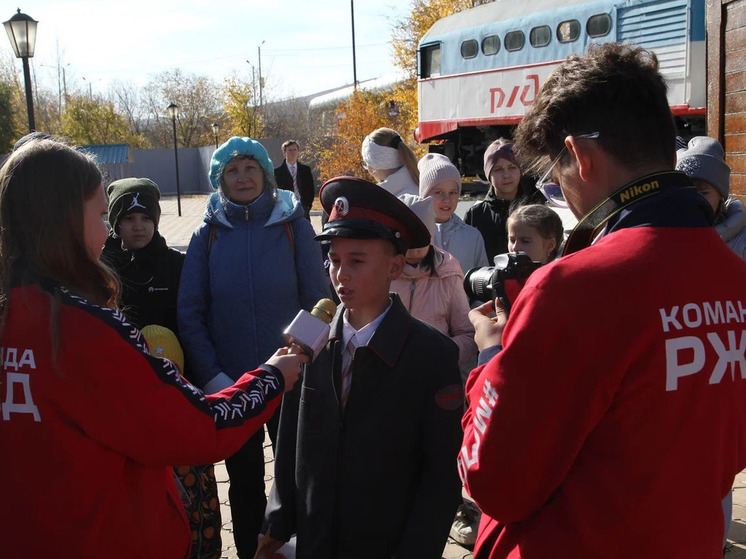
275;159;315;216
101;231;184;334
265;293;464;558
464;183;544;263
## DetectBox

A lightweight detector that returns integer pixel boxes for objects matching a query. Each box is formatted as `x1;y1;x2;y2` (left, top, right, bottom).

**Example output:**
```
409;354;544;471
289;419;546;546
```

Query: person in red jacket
461;43;746;558
0;137;307;558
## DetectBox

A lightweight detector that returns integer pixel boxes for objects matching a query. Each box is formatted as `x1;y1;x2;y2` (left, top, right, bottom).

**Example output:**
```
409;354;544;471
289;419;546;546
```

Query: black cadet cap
315;176;431;252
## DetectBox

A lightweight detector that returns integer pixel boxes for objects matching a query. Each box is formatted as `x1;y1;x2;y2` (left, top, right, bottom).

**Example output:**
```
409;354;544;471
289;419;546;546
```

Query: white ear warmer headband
362;135;402;170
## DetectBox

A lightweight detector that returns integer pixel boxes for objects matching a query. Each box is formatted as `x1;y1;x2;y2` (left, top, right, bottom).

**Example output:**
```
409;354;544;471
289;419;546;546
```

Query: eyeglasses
536;132;600;208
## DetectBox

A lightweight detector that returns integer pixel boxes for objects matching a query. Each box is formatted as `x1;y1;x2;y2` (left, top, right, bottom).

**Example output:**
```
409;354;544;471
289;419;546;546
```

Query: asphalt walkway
158;194;746;559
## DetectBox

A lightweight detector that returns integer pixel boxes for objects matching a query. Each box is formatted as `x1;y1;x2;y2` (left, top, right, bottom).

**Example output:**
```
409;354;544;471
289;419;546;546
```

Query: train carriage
416;0;706;176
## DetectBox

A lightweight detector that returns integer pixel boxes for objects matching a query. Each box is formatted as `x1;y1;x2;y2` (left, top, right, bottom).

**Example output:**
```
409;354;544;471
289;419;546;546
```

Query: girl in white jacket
361;127;420;197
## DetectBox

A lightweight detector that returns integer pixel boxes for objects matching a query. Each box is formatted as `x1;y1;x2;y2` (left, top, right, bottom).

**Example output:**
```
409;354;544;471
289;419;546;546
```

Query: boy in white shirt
261;177;464;559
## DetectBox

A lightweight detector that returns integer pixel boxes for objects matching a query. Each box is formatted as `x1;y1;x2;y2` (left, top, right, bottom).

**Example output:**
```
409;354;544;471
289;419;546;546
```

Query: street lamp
258;40;265;110
166;103;182;217
211;122;219;149
4;9;38;132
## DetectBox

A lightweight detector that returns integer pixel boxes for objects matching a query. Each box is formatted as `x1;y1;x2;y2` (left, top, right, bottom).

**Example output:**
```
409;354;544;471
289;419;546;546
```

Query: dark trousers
266;405;280;451
224;428;266;559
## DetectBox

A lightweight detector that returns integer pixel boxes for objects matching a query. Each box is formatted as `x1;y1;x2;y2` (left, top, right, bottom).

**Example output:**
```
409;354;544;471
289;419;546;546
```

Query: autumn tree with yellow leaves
222;75;263;140
61;94;147;147
313;89;395;182
313;0;482;182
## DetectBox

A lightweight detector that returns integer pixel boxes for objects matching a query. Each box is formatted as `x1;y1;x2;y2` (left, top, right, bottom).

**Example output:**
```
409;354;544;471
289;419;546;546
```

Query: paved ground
158;194;746;558
211;432;474;559
157;194;211;252
156;193;492;252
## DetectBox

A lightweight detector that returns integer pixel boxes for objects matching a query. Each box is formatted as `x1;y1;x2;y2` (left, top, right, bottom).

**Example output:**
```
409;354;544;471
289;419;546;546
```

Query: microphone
141;324;185;375
282;298;337;360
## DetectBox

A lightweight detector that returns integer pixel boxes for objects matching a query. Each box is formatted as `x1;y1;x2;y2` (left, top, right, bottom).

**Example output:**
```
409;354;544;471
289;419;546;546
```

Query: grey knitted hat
398;194;436;244
418;153;462;198
676;136;731;200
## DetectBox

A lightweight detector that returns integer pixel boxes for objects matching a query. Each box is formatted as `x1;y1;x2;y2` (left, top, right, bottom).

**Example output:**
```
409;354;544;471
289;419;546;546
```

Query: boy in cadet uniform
259;177;464;558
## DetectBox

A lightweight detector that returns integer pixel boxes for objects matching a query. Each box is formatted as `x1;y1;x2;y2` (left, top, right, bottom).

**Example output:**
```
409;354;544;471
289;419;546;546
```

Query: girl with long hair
0;138;305;558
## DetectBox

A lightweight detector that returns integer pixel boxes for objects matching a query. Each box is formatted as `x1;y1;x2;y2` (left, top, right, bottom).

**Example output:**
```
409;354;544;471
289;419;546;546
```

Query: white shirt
286;161;300;198
341;299;393;349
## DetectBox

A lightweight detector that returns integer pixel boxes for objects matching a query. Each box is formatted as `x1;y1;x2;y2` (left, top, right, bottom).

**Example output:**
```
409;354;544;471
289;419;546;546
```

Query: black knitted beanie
106;178;161;234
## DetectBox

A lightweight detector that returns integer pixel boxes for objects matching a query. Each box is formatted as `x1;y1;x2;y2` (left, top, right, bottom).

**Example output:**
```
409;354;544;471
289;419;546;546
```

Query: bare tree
262;96;310;142
0;51;24;144
141;69;221;148
32;87;62;136
110;80;150;140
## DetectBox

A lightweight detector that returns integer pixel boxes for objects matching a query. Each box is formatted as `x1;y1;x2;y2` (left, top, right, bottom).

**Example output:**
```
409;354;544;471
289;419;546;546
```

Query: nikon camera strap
562;171;693;256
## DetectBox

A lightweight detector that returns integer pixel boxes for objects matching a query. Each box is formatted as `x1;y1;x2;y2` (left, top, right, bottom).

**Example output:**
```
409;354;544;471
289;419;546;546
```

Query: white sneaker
449;501;480;547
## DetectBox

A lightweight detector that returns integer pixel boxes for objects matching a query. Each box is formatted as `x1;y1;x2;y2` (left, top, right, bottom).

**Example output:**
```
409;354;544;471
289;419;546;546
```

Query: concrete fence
1;138;289;196
126;138;286;196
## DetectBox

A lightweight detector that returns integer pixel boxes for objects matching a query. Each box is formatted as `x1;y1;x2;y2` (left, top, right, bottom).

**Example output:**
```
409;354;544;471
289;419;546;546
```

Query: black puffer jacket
101;231;184;334
464;184;544;262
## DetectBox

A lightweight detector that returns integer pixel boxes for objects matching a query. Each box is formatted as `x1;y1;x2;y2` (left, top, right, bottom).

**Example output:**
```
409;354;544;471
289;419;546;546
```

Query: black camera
464;252;542;312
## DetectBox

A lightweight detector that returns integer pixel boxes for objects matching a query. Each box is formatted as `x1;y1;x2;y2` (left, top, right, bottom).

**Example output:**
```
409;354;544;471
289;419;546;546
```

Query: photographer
460;43;746;558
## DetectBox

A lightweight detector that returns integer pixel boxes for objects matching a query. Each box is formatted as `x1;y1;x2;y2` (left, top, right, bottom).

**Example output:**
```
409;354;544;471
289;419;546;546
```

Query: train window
420;44;441;78
530;26;551;48
461;39;479;59
557;20;580;43
504;31;525;52
587;14;612;38
481;35;500;56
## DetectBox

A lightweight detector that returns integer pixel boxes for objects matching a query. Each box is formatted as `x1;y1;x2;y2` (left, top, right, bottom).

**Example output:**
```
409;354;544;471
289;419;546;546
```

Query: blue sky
5;0;412;100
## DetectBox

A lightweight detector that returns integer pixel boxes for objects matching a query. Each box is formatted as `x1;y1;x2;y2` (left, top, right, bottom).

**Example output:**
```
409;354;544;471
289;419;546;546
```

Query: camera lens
464;266;495;302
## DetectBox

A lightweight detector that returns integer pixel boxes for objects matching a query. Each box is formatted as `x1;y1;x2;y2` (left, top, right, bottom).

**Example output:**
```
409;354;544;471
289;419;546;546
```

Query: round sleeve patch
435;384;464;410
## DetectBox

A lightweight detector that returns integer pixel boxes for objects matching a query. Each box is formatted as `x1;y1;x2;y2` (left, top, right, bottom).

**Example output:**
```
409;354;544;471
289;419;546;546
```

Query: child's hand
266;346;309;392
468;300;507;350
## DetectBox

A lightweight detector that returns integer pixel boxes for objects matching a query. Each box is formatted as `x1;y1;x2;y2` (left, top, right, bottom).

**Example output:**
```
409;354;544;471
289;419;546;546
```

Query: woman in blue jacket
178;136;328;559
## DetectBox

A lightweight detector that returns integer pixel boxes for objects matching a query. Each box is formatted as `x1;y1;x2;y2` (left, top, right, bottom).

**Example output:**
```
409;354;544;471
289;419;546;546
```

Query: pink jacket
392;248;477;365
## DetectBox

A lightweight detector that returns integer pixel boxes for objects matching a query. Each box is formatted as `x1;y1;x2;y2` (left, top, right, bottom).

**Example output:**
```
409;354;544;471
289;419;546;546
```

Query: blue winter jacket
178;189;328;392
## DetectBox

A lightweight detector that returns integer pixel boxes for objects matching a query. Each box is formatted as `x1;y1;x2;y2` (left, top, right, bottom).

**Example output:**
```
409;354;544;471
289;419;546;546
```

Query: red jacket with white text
461;185;746;558
0;282;284;558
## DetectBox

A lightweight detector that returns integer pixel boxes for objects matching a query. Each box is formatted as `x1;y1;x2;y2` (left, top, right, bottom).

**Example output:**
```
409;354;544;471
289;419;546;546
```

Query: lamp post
350;0;358;89
166;103;182;217
258;40;265;110
211;122;219;149
4;9;38;132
